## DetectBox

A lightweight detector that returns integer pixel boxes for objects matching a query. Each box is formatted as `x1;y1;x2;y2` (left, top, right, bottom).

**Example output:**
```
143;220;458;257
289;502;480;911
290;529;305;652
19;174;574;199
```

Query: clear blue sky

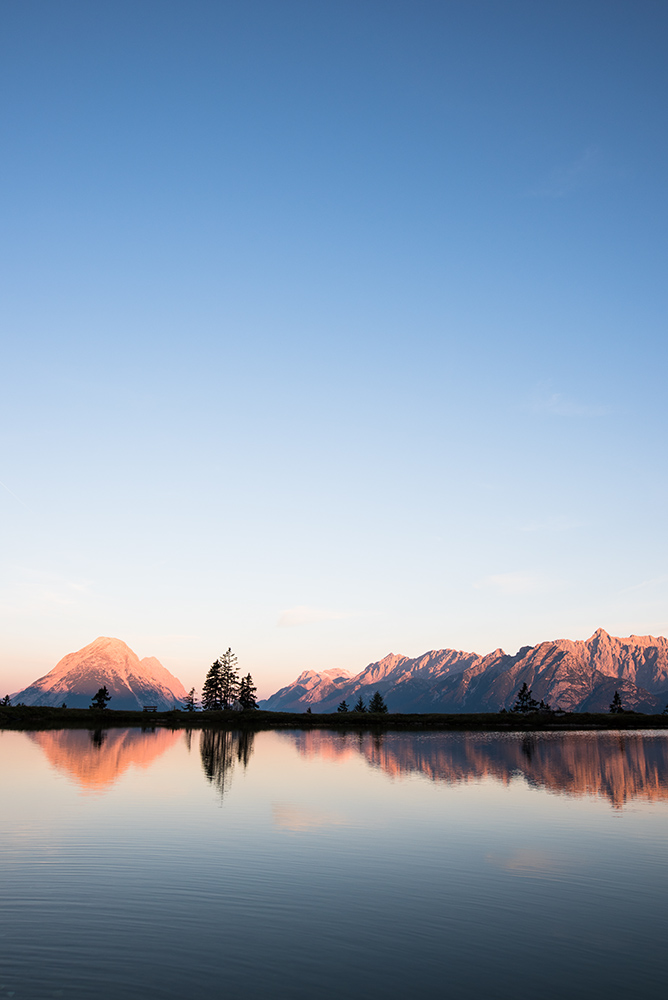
2;0;667;697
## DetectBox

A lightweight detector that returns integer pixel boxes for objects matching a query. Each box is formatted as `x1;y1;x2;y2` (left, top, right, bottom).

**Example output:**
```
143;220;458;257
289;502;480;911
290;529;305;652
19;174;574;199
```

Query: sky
1;0;667;699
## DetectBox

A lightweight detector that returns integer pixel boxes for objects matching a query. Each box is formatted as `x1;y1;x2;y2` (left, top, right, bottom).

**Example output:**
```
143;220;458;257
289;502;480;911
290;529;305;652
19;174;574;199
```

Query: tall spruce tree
219;648;240;708
238;673;258;710
368;691;388;714
511;682;539;714
609;690;624;714
90;686;111;711
353;695;367;713
183;687;198;712
202;659;224;710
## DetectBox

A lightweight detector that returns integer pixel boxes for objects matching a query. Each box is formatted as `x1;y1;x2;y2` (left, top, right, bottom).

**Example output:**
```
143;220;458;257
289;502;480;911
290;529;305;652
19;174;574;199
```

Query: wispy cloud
277;605;351;628
526;383;610;418
618;576;668;596
521;515;584;533
474;572;558;596
0;569;92;617
529;146;600;199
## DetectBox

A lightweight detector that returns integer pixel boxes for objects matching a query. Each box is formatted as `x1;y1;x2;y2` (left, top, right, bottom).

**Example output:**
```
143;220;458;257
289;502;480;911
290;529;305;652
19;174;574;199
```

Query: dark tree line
337;691;388;714
510;682;551;714
200;648;258;711
509;683;654;715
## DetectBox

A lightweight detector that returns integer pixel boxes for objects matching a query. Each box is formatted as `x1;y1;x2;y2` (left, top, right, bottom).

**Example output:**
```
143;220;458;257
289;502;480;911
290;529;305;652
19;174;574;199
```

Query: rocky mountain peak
260;629;668;714
13;638;187;711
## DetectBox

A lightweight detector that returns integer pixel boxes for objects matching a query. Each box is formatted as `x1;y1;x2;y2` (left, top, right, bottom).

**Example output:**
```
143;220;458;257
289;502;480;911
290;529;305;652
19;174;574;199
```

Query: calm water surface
1;727;668;999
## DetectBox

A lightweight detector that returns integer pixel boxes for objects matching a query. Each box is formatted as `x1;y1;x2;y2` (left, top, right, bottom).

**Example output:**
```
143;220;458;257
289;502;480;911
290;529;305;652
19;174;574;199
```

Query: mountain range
259;629;668;714
12;636;187;710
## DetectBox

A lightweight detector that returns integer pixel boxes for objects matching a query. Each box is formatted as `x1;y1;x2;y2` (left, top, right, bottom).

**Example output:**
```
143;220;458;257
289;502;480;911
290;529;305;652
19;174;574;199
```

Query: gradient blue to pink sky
1;0;667;698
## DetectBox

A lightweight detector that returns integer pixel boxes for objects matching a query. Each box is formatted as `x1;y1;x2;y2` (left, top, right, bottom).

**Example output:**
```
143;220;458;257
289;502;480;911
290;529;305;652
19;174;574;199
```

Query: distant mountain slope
12;637;187;710
260;630;668;713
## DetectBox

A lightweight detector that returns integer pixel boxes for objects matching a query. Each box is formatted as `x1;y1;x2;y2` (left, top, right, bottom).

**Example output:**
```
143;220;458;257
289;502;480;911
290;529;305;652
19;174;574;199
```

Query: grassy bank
2;704;668;731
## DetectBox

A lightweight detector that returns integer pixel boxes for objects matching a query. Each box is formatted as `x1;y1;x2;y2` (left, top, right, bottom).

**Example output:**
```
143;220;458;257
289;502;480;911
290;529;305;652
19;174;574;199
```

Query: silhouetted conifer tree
511;682;539;713
183;687;198;712
353;695;367;713
220;648;240;709
238;673;258;710
337;700;349;713
90;686;111;711
1;694;10;706
610;690;624;714
202;659;223;710
368;691;388;713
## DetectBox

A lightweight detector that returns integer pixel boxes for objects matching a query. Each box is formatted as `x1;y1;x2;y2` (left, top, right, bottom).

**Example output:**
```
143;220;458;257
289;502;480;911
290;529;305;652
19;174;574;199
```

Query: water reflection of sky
11;726;668;808
2;728;668;999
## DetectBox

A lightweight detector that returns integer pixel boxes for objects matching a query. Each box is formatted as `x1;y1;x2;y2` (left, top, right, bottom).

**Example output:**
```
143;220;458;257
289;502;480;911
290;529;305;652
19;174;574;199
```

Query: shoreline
2;705;668;732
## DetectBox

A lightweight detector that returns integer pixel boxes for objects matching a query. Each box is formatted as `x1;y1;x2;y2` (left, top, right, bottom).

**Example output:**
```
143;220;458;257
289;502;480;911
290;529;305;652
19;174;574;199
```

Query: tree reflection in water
521;735;535;762
199;729;255;800
288;729;668;809
90;728;106;750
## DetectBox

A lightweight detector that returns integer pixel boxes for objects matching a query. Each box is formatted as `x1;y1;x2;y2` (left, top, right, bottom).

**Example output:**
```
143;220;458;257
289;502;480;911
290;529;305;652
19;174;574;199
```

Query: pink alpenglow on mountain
12;637;187;710
259;630;668;714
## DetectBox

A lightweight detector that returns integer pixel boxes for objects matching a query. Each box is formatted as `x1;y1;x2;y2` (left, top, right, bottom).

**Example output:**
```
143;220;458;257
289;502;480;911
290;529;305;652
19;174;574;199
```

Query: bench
142;705;158;713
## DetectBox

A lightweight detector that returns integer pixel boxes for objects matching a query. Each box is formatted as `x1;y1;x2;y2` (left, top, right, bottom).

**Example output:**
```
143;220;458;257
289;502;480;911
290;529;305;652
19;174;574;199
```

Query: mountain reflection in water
4;726;668;1000
26;727;256;798
27;727;181;792
24;727;668;808
288;730;668;808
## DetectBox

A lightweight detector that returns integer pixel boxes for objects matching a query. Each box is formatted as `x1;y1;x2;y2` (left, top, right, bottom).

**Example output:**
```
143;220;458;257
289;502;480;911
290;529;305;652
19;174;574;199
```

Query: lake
1;727;667;999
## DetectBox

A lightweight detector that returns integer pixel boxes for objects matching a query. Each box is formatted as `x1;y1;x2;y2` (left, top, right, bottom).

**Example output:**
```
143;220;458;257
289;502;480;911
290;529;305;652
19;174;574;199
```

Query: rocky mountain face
259;629;668;714
12;637;187;710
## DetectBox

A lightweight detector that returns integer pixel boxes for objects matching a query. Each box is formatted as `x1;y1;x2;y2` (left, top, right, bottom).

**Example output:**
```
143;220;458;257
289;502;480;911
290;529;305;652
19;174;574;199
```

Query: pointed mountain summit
260;630;668;713
13;637;187;710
